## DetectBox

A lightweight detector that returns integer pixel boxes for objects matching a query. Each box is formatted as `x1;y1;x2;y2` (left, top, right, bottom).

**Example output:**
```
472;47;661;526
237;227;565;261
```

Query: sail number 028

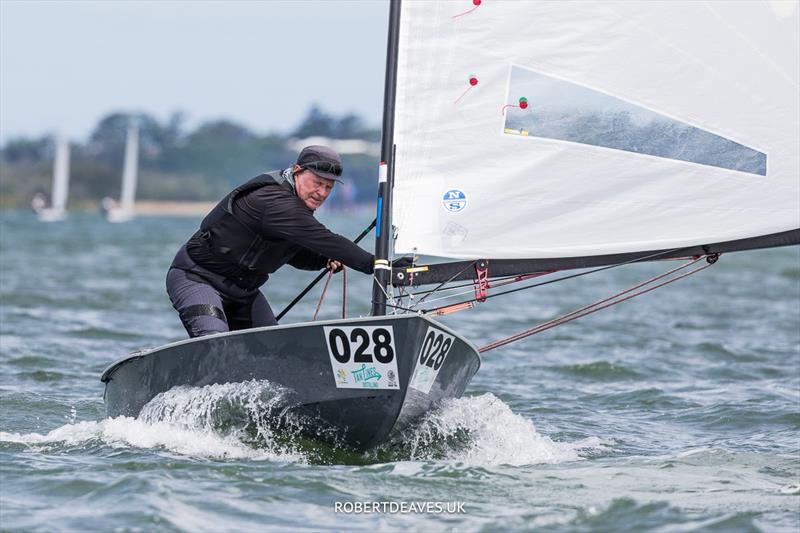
418;329;453;371
327;327;394;364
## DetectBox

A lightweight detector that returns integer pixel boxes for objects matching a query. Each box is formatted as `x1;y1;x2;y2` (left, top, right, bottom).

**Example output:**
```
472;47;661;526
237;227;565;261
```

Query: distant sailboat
106;123;139;223
35;134;70;222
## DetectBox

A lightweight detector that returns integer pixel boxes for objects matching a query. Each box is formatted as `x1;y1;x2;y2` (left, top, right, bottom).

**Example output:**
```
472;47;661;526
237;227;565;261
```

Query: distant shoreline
1;201;374;217
133;201;216;217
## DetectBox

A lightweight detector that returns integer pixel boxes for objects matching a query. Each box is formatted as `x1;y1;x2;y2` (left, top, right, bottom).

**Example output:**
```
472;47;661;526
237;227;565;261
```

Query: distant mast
37;134;70;222
107;122;139;223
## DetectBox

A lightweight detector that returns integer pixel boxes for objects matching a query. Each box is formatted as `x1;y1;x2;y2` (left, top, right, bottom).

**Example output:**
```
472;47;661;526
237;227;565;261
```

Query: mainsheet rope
312;270;333;321
478;255;718;353
312;266;348;321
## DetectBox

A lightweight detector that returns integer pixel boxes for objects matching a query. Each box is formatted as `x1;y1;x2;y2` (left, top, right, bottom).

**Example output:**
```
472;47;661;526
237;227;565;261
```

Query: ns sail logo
442;189;467;212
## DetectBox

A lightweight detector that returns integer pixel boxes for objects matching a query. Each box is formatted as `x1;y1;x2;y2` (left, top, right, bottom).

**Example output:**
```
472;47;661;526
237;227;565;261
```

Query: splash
2;386;601;466
384;393;597;466
139;380;296;442
0;380;307;461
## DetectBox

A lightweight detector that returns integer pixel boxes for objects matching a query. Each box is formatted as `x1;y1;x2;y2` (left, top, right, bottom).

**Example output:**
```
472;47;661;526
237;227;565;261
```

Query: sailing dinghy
35;134;70;222
102;0;799;451
106;122;139;223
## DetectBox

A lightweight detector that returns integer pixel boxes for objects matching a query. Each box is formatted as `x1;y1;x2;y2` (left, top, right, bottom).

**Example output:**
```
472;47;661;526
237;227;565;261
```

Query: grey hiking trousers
166;267;277;338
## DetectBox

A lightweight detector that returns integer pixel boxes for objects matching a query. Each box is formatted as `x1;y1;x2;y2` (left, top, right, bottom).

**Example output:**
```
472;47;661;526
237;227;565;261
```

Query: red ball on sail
469;76;478;86
473;0;482;5
519;101;528;109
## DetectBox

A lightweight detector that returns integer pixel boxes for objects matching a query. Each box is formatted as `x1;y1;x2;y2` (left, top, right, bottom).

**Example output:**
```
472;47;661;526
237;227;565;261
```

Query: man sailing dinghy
102;0;799;451
165;145;378;338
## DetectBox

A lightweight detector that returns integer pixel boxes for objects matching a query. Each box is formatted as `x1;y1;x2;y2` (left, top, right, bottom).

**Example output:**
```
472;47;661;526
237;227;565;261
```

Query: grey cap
296;145;344;183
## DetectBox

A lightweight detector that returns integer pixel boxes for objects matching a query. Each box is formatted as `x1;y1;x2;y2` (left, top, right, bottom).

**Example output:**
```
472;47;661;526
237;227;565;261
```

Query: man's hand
327;259;343;273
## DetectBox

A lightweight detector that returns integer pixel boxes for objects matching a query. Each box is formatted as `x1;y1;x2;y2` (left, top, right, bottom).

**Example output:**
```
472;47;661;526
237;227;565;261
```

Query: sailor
166;145;376;338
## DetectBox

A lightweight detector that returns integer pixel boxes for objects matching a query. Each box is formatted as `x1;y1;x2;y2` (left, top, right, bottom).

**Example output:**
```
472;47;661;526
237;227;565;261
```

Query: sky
0;0;390;144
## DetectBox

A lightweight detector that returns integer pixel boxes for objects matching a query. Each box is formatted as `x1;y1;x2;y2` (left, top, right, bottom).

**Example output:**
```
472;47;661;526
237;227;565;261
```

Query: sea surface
1;210;798;532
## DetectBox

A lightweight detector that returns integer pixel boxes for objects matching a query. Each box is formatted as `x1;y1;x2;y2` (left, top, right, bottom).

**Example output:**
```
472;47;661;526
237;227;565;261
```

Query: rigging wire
371;275;396;312
409;260;477;307
407;270;553;298
405;271;557;309
478;255;718;353
424;248;683;314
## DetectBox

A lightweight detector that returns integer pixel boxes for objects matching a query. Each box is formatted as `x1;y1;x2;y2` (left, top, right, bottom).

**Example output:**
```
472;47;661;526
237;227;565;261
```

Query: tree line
0;105;381;209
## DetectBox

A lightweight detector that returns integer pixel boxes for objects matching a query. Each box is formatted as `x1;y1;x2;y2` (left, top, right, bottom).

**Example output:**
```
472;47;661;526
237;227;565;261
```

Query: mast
371;0;402;316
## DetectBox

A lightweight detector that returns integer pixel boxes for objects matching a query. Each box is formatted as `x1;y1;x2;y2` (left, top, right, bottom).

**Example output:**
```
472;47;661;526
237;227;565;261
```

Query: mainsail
36;134;71;222
388;0;799;272
119;122;139;214
50;134;70;214
107;122;139;223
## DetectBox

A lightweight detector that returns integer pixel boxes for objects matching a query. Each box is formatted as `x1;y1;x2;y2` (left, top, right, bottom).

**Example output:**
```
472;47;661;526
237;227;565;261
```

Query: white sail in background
391;1;799;259
37;134;70;222
107;122;139;223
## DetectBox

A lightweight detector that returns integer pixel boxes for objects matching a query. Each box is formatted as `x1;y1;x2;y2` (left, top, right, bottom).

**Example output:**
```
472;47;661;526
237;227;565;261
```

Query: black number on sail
372;328;394;363
352;328;372;363
329;329;350;363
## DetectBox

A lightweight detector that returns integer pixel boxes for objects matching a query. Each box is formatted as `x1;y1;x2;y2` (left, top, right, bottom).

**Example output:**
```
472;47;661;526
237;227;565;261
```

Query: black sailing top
175;170;374;291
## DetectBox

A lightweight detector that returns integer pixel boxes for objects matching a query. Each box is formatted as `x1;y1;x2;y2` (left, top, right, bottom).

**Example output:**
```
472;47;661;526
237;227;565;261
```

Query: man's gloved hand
327;259;343;273
391;256;415;270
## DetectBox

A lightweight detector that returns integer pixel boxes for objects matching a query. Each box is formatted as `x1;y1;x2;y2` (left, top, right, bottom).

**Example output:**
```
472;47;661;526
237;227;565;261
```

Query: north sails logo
442;189;467;212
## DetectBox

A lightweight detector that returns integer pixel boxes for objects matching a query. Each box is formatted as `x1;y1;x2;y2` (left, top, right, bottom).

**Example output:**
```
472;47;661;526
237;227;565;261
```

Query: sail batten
391;1;799;261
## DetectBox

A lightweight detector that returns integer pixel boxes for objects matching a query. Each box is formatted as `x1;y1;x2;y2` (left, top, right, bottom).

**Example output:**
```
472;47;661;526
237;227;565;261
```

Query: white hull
106;207;136;223
37;208;67;223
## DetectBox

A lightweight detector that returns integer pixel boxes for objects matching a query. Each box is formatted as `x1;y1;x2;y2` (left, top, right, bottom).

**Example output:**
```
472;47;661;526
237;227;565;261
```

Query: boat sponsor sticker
324;326;400;390
409;326;455;394
442;189;467;212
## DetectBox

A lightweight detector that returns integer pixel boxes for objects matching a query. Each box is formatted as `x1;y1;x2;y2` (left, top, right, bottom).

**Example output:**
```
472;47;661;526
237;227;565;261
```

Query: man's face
295;169;335;210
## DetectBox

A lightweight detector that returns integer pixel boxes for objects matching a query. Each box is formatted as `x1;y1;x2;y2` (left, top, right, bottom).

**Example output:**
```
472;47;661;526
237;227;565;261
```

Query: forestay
391;0;800;260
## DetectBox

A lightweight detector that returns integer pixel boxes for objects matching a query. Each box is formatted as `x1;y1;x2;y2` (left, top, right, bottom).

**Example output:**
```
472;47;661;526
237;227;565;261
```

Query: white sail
37;134;70;222
391;1;799;259
107;122;139;223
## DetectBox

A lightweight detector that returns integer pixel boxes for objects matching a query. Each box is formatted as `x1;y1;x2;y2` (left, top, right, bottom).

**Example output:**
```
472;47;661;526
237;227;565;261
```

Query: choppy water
1;210;798;532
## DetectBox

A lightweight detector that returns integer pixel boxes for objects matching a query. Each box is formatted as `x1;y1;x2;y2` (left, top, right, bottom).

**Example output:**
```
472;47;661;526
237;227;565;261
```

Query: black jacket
178;171;373;290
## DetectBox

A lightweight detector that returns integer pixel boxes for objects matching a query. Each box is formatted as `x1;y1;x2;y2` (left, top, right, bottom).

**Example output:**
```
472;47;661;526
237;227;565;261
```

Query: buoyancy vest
186;171;295;289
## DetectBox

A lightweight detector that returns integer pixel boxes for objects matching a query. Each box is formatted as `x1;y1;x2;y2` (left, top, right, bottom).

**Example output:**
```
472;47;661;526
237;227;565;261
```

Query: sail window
503;65;766;176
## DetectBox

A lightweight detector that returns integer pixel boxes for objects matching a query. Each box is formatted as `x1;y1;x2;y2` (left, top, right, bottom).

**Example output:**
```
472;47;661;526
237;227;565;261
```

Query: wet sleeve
259;189;374;274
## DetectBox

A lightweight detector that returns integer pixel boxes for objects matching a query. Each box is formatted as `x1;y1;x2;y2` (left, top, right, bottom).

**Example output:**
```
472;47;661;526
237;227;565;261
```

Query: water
1;211;798;532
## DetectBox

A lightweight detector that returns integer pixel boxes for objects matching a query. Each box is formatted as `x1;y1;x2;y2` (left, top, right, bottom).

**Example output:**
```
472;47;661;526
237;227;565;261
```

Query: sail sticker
503;64;767;176
442;189;468;212
324;326;400;390
409;327;456;395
